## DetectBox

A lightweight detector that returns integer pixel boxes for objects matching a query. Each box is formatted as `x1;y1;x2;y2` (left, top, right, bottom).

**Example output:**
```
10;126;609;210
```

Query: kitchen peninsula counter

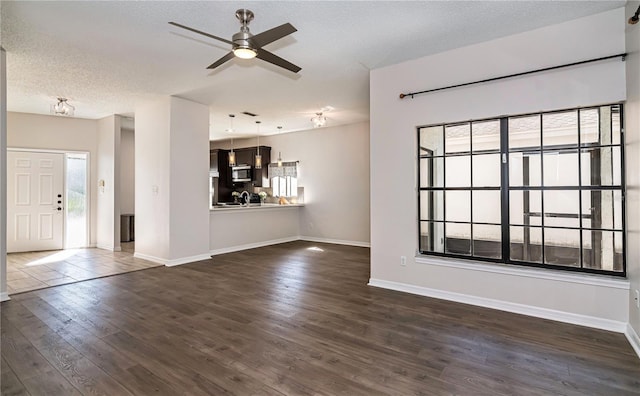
211;203;304;212
209;203;304;255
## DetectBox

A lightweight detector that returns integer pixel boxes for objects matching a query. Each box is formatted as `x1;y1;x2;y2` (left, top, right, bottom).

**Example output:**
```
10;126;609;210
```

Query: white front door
7;151;65;252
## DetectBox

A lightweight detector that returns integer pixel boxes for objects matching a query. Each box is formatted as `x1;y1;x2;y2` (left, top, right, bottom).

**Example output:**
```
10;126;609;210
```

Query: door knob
57;207;62;211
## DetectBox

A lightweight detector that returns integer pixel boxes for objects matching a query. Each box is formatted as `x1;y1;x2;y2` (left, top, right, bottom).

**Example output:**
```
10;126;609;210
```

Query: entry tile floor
6;243;160;294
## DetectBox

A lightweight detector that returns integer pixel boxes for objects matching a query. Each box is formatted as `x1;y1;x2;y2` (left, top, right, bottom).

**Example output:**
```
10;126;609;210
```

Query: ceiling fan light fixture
50;97;75;116
311;112;327;128
233;47;257;59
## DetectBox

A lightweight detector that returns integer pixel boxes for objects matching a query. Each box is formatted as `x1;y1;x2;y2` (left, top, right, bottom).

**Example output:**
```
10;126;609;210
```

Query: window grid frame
417;103;626;277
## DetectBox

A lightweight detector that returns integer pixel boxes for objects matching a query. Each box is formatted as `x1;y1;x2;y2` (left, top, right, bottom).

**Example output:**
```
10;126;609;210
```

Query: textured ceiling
0;1;625;140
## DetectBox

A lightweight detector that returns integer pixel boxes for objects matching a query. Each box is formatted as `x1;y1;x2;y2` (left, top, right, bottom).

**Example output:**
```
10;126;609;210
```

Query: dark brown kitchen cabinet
209;146;271;191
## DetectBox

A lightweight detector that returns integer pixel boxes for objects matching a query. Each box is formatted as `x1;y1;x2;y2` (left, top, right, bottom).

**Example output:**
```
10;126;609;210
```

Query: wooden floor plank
3;241;639;395
1;357;31;396
2;301;135;396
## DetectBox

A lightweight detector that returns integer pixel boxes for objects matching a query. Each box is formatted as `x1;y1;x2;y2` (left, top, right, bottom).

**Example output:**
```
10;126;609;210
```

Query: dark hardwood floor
2;241;639;395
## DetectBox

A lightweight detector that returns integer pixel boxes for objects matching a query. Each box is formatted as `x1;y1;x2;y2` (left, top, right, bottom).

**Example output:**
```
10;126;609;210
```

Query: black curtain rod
399;53;627;100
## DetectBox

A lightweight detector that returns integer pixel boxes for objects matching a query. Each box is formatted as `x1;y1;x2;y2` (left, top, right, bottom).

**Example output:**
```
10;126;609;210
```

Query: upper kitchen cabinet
210;146;271;187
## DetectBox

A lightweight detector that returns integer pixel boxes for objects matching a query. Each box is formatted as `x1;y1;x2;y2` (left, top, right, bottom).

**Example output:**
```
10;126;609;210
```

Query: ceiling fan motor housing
233;9;255;53
232;30;254;51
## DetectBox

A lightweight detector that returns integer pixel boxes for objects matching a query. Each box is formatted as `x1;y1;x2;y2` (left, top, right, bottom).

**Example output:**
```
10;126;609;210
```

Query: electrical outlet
635;290;640;309
400;256;406;266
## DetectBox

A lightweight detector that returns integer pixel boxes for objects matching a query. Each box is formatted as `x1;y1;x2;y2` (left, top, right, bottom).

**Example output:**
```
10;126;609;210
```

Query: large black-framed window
418;104;625;276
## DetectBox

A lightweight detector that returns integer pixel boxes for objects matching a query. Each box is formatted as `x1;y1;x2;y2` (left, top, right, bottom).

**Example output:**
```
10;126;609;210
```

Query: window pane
419;157;444;188
582;230;623;272
543;150;579;187
543;110;578;147
445;123;470;153
544;190;580;228
419;191;444;221
579;108;600;145
445;156;470;187
581;190;622;230
445;191;470;222
509;190;542;226
580;147;621;186
509;115;540;150
446;223;471;255
472;190;501;224
472;120;500;152
420;126;444;156
509;152;541;187
544;228;580;267
473;224;501;259
472;154;500;187
66;154;87;248
289;177;298;197
510;226;542;263
611;105;621;145
420;221;444;253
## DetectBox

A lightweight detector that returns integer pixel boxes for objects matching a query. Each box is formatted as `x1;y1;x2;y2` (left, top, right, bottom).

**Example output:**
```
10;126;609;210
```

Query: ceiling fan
169;9;301;73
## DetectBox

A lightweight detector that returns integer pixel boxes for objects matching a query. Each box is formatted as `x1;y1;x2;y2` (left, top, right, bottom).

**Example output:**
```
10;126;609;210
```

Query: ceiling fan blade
251;23;297;48
169;22;234;45
207;52;235;69
256;48;301;73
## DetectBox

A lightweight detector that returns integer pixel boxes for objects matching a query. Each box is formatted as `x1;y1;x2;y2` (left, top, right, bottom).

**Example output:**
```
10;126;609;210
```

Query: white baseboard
626;323;640;359
0;292;10;302
299;236;370;248
368;278;627;333
96;244;121;252
133;252;211;266
164;253;212;267
133;252;166;265
210;236;300;256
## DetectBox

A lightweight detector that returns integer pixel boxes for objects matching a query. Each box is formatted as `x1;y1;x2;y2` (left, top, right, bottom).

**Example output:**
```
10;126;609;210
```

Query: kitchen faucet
240;190;250;207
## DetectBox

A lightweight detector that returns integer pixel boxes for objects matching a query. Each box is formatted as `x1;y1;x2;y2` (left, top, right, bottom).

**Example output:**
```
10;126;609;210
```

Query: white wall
213;121;371;245
120;128;135;215
168;96;210;261
370;8;629;328
625;0;640;351
7;112;99;247
96;115;121;250
210;207;300;254
135;96;210;265
135;98;171;260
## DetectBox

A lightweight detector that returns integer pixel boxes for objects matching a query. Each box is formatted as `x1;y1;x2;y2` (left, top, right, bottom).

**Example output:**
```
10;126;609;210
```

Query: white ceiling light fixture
255;121;262;169
311;112;327;128
50;97;75;116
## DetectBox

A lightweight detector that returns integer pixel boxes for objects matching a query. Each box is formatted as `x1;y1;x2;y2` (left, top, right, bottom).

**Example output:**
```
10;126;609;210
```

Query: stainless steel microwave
231;165;252;182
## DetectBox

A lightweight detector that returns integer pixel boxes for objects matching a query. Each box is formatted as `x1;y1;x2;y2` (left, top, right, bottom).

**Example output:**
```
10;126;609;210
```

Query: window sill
414;255;629;290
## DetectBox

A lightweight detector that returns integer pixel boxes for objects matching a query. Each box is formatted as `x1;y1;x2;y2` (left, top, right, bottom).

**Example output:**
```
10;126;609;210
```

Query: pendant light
276;126;283;167
228;138;236;167
255;121;262;169
227;114;236;167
